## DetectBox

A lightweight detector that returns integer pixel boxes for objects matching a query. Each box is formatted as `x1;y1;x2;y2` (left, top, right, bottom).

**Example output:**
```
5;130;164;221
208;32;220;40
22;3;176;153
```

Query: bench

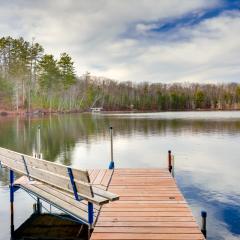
0;147;119;227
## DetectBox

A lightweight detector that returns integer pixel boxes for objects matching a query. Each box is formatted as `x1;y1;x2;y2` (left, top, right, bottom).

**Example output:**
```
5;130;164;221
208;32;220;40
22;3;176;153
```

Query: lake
0;111;240;240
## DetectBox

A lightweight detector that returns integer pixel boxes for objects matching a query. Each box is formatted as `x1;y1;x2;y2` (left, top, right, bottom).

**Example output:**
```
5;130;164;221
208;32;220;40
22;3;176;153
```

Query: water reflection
0;112;239;240
177;172;240;240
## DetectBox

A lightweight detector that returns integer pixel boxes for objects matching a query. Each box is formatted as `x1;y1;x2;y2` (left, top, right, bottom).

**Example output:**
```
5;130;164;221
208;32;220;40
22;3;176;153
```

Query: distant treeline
1;36;240;112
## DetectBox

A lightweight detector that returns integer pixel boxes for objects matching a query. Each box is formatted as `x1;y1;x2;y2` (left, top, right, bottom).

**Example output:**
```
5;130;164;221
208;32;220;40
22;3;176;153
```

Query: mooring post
9;170;14;237
201;211;207;238
168;150;172;173
108;126;115;169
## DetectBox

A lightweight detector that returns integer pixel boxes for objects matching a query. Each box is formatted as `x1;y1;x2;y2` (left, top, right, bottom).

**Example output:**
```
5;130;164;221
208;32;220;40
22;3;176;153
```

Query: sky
0;0;240;83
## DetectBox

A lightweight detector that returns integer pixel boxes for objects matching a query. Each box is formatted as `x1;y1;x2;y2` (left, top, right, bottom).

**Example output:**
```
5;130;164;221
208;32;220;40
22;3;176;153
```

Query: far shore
1;108;240;117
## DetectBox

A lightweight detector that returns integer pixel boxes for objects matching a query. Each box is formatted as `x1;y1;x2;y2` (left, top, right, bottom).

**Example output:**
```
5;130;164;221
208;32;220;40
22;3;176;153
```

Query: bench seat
0;147;119;227
14;176;99;226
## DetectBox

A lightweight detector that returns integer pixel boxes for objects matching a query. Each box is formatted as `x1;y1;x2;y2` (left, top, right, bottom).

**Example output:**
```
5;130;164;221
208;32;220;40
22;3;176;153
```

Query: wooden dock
0;147;205;240
90;169;205;240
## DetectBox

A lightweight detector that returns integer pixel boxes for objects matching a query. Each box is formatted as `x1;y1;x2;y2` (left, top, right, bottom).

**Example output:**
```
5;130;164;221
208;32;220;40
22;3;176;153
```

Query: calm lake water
0;111;240;240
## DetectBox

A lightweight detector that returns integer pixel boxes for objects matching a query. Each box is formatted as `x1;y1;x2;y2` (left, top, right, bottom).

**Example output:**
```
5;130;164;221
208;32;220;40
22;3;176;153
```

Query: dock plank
93;169;107;185
91;233;204;239
91;168;205;240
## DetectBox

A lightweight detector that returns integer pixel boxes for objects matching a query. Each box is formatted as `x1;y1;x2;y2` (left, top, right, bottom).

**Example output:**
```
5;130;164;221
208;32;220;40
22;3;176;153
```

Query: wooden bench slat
0;154;109;205
0;147;89;182
17;181;91;224
21;178;102;212
0;148;119;206
92;186;119;201
14;176;100;216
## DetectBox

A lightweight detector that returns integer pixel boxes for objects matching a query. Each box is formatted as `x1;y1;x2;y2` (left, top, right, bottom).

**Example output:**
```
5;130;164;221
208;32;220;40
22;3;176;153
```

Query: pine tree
58;53;76;89
38;54;60;111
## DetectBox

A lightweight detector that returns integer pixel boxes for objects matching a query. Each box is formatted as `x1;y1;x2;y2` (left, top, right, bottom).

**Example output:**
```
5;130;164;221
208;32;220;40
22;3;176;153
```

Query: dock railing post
9;170;14;237
201;211;207;238
108;126;114;169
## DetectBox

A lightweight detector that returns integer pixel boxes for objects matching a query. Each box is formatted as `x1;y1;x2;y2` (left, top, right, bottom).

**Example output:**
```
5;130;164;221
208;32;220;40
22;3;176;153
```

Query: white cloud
135;23;159;35
0;0;239;83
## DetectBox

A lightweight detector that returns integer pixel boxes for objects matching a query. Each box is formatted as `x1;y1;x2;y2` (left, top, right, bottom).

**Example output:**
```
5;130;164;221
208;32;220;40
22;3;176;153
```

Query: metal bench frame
0;146;118;237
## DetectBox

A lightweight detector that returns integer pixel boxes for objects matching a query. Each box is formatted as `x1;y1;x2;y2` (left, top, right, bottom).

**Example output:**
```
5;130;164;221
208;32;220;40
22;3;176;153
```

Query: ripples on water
0;111;239;240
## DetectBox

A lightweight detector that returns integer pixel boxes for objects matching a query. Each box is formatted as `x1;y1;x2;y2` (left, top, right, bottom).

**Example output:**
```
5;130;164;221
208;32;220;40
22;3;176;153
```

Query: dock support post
10;170;14;237
168;150;172;173
168;150;175;177
88;202;94;239
201;211;207;238
108;126;114;169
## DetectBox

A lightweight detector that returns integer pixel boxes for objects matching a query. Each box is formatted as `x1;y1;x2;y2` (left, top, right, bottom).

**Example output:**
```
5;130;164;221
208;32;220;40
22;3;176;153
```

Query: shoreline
1;108;240;117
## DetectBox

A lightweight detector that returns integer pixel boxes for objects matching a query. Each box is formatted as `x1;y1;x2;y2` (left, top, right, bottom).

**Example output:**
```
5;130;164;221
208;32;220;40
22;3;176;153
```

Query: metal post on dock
168;150;172;173
168;150;175;177
9;170;14;237
37;125;42;159
201;211;207;238
32;126;43;215
108;126;114;169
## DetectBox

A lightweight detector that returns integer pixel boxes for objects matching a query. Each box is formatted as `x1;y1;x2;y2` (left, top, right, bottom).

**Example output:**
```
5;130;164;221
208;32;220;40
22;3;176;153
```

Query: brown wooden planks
99;212;193;217
90;233;204;239
91;168;205;240
101;170;113;187
93;227;201;234
89;169;101;183
93;169;107;185
95;221;200;227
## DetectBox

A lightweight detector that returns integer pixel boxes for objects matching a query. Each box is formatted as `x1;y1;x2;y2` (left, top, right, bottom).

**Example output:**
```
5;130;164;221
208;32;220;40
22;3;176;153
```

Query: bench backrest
0;147;109;205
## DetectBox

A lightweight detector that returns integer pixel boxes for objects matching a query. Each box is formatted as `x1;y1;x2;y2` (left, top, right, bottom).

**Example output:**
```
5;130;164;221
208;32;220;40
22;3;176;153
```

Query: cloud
135;23;159;35
0;0;239;83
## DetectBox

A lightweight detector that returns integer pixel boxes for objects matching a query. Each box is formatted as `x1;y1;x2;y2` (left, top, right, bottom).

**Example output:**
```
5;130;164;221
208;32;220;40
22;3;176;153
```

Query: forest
1;36;240;113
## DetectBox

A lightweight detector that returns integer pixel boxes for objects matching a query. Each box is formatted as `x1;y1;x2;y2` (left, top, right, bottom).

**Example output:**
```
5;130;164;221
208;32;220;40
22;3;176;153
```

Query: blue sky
0;0;239;83
152;0;240;33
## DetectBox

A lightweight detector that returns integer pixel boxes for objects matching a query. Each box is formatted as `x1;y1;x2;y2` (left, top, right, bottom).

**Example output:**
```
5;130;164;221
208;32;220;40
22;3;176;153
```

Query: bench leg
36;197;42;214
10;170;14;237
88;202;94;239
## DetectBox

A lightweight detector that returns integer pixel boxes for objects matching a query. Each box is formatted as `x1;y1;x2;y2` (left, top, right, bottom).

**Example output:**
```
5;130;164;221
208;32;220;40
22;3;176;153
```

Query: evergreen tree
58;53;76;89
38;54;60;110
